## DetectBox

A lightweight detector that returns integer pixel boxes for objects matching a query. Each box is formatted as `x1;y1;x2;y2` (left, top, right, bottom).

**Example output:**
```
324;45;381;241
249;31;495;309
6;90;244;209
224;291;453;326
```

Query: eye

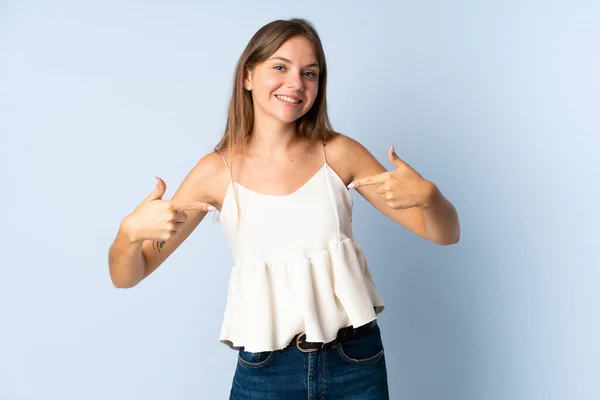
274;65;286;71
303;71;316;78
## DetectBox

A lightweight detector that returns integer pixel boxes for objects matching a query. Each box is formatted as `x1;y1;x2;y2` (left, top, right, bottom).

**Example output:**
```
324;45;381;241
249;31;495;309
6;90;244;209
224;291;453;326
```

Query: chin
279;115;303;124
273;110;308;124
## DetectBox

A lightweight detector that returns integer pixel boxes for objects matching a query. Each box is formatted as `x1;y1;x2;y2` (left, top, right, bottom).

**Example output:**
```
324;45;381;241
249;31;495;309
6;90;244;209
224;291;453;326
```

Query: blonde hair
214;18;337;223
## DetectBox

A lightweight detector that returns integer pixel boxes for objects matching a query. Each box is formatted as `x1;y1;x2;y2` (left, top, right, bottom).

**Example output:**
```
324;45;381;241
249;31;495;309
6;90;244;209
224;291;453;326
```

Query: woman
108;18;460;399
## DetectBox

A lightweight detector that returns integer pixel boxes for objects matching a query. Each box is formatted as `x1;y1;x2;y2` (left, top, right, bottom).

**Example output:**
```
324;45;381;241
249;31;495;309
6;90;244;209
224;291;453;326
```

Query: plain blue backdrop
1;0;598;399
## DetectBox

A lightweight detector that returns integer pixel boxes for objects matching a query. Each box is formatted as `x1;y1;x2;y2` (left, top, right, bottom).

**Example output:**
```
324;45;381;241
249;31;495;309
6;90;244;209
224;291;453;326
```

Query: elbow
112;280;137;289
109;266;141;289
438;221;460;246
436;239;458;246
433;232;460;246
443;236;460;246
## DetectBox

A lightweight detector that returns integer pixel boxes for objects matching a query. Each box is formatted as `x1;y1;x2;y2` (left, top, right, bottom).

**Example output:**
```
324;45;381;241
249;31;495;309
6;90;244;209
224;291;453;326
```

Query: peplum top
217;143;385;352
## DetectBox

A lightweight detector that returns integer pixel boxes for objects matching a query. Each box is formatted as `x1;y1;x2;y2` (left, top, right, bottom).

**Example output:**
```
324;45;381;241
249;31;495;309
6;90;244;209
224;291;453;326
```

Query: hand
123;177;216;243
348;146;436;210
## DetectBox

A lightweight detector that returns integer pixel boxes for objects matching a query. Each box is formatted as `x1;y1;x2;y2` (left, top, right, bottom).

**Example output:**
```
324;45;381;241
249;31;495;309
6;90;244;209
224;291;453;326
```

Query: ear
243;69;253;91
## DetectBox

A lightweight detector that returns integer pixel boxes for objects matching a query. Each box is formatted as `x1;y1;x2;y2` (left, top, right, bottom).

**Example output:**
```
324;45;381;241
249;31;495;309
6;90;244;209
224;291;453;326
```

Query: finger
170;201;217;212
145;176;167;202
388;145;407;169
348;173;388;189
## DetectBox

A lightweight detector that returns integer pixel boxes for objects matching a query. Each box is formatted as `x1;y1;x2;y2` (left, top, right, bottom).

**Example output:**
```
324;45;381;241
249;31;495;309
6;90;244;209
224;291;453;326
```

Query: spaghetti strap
220;151;231;173
216;137;386;355
322;140;328;165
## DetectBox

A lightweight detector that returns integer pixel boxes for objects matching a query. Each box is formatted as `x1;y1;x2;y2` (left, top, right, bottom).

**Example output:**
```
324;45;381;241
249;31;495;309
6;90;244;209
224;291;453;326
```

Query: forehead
270;36;318;66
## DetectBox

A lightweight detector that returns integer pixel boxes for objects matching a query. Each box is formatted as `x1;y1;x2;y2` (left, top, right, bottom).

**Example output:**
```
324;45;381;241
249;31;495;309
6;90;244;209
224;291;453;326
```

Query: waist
288;307;379;352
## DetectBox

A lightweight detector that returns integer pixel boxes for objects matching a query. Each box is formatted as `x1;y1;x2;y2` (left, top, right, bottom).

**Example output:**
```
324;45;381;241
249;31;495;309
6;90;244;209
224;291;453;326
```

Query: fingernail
347;183;355;189
391;145;395;153
155;176;159;184
208;205;217;211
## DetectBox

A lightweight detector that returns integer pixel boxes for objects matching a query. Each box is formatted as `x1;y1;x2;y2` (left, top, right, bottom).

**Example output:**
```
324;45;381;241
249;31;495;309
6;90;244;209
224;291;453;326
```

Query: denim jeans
229;320;389;399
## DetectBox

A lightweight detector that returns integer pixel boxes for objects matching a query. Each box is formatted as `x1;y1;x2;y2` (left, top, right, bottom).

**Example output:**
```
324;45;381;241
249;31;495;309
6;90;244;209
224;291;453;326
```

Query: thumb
145;176;167;202
388;145;405;169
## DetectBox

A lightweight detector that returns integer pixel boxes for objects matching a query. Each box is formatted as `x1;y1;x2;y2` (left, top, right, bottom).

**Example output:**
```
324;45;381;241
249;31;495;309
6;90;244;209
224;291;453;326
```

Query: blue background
1;0;598;399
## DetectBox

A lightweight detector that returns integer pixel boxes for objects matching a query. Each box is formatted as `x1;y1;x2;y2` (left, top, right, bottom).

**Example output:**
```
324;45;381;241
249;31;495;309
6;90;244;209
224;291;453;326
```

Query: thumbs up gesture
123;176;217;243
348;146;436;210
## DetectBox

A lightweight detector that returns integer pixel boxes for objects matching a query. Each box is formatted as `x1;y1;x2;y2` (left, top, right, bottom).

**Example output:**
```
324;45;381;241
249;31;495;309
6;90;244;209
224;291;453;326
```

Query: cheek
261;76;283;94
308;79;319;95
304;84;319;106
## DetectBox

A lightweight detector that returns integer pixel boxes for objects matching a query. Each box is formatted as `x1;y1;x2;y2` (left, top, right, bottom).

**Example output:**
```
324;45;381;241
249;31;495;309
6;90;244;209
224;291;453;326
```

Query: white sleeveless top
217;142;385;352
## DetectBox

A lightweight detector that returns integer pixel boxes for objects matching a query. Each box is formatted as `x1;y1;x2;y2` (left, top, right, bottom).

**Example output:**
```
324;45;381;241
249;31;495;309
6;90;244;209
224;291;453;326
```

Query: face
244;36;320;125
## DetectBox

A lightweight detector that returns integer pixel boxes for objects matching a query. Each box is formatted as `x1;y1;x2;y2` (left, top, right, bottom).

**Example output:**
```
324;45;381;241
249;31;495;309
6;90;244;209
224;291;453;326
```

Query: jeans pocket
337;322;385;365
237;348;276;369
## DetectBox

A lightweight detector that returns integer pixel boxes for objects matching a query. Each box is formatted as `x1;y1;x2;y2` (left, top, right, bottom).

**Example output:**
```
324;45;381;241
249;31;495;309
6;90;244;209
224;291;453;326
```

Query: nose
286;73;304;92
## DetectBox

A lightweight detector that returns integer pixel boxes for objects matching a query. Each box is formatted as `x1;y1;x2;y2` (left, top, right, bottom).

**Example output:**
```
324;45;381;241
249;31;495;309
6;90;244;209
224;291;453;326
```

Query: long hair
214;18;337;222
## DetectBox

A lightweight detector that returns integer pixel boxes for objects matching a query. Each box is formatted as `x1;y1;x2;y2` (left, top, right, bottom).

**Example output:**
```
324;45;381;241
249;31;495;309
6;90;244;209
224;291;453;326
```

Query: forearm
420;184;460;245
108;219;147;288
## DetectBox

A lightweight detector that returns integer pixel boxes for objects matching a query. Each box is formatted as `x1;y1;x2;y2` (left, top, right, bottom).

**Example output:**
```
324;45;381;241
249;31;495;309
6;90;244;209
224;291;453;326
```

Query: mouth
275;94;303;105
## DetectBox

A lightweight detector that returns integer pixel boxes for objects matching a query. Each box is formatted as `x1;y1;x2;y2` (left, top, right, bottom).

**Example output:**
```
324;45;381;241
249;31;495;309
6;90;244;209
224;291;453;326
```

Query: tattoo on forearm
153;241;165;252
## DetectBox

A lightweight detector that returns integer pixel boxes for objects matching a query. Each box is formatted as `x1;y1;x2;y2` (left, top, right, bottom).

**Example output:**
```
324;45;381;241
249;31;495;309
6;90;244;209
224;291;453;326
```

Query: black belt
292;319;377;353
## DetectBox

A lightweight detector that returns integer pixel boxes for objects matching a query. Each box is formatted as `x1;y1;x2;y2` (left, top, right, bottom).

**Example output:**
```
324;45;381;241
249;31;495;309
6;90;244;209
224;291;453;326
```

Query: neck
246;115;300;157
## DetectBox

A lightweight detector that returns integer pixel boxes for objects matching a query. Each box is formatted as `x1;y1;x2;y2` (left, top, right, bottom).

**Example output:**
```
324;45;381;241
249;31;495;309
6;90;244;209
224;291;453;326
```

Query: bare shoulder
138;151;229;281
324;133;379;183
171;150;230;208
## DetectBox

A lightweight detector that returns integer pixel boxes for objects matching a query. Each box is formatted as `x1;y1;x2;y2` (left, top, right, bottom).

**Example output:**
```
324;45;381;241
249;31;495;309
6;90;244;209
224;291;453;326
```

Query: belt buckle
295;333;319;353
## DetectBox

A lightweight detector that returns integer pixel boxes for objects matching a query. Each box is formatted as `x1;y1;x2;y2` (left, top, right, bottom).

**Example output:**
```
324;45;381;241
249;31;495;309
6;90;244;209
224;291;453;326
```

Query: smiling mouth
275;95;302;104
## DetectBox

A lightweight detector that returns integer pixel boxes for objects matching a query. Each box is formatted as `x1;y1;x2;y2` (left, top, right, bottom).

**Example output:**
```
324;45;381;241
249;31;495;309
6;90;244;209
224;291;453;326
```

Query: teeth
276;95;300;104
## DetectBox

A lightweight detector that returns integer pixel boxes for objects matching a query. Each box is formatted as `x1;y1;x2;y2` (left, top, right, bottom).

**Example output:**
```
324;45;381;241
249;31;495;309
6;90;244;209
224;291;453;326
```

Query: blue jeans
229;320;389;399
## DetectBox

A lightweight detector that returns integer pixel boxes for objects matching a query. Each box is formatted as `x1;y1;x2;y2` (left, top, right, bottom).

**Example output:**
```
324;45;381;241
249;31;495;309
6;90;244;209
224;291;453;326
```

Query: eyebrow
268;56;320;69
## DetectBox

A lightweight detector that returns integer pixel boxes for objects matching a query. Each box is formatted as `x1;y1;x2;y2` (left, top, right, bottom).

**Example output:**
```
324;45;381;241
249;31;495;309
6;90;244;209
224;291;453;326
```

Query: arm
108;151;227;288
108;222;146;288
329;134;460;245
419;185;461;246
